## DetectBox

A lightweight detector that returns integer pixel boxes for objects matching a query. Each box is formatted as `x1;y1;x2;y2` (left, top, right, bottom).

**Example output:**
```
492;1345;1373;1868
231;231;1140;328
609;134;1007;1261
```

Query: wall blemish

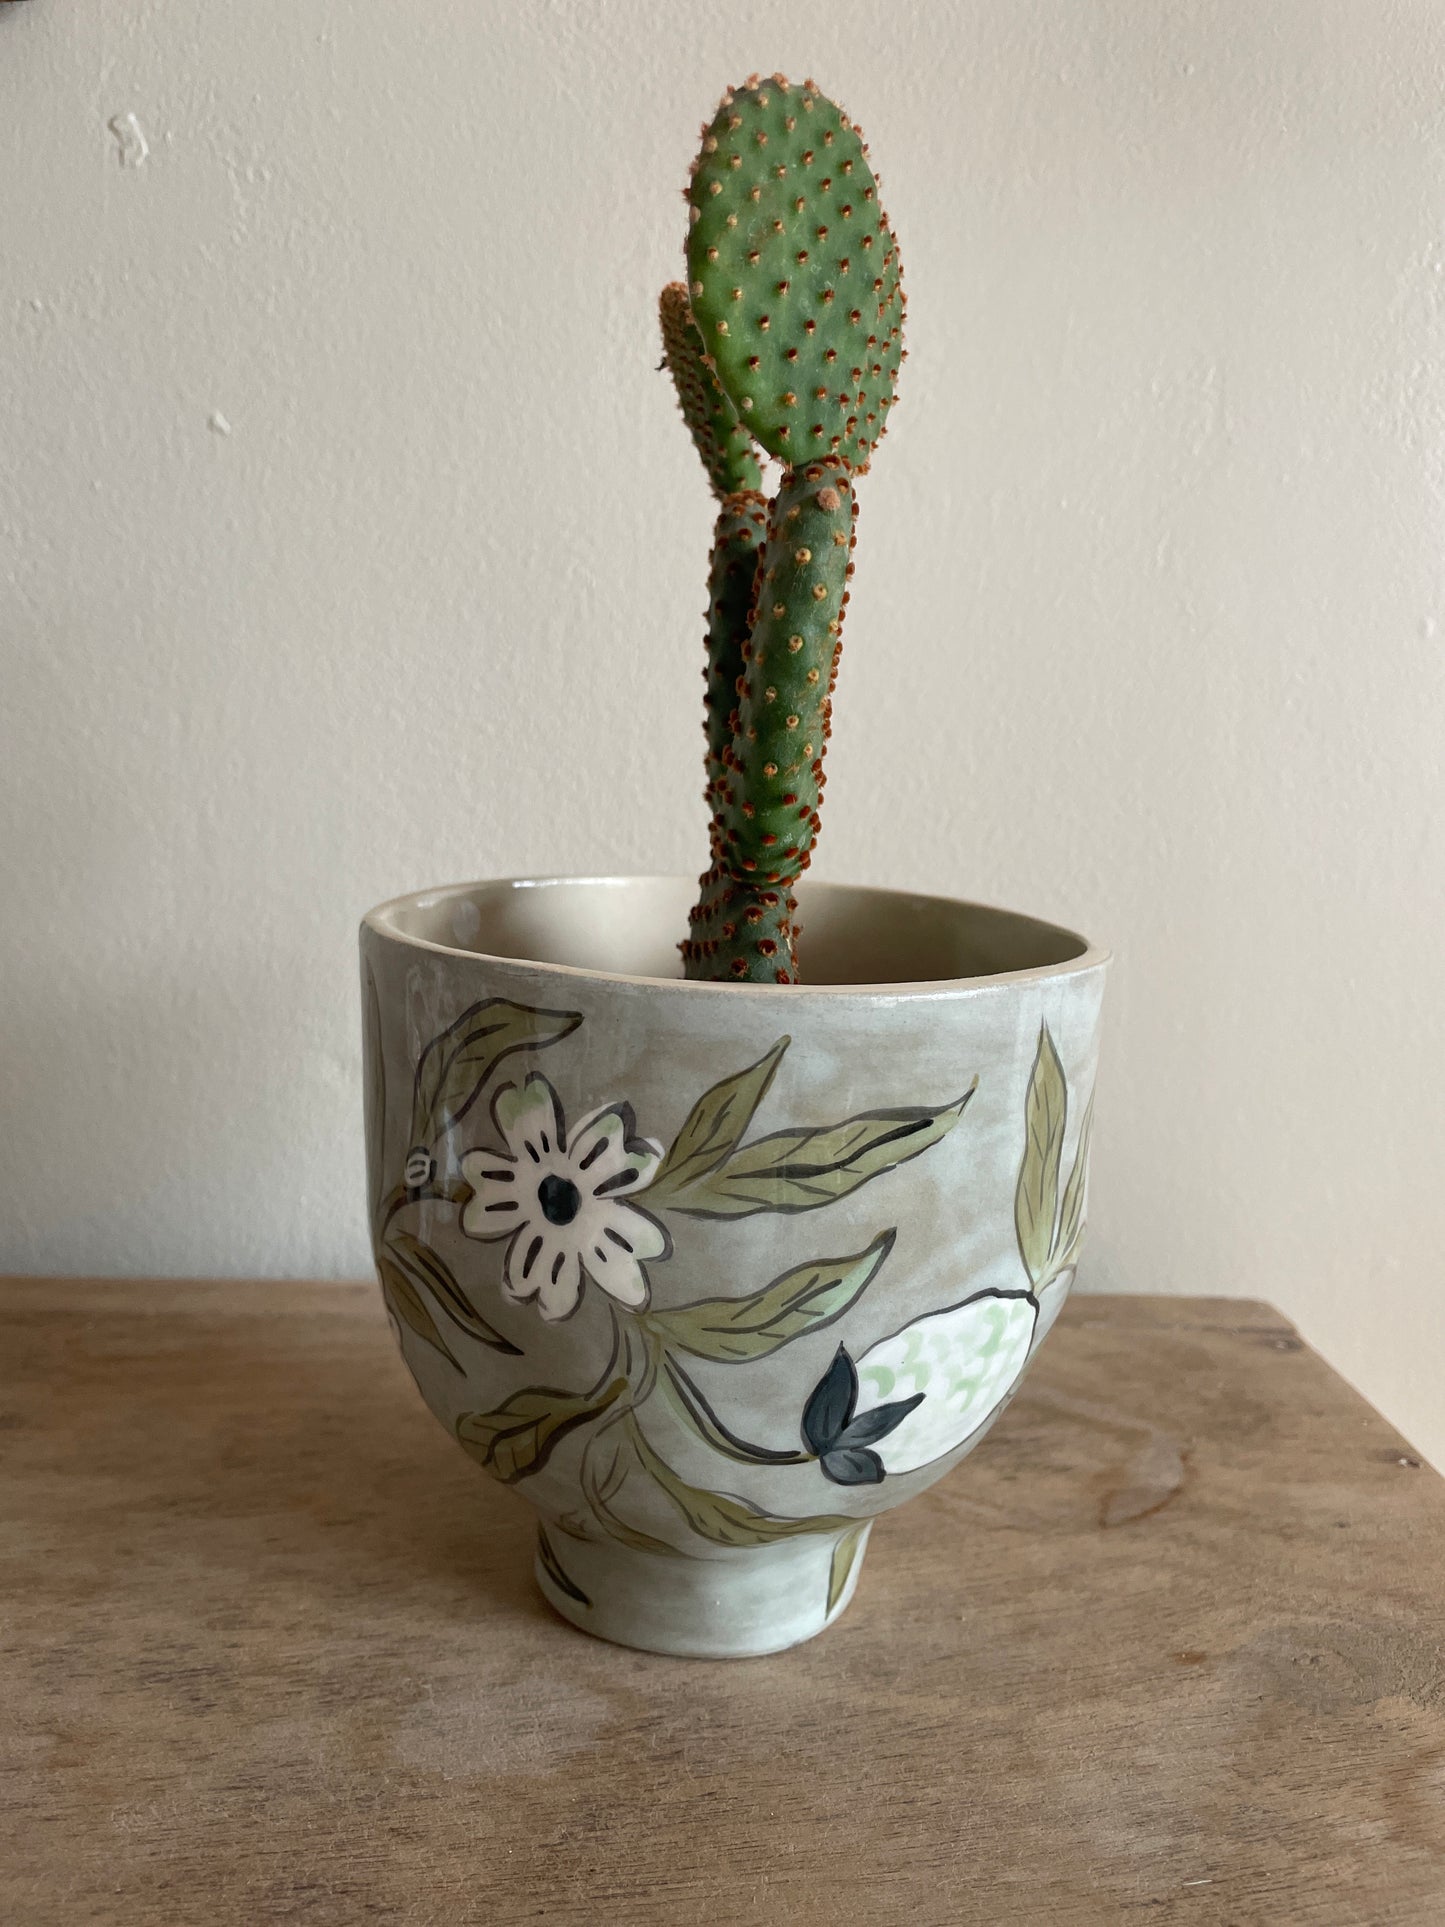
107;113;149;168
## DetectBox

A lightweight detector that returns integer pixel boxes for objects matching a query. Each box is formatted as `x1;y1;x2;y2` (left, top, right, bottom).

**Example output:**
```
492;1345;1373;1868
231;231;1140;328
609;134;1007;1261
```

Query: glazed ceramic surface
360;877;1108;1657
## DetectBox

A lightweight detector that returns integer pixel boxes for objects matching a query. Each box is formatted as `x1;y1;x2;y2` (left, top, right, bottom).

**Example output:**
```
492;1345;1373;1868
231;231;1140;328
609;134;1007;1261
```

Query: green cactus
700;487;768;851
683;866;798;983
663;75;904;983
658;283;763;500
685;77;904;470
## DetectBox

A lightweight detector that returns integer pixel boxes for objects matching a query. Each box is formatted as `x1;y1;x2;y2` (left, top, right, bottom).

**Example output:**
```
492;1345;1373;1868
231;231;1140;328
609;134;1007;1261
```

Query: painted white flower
459;1074;670;1321
850;1289;1039;1475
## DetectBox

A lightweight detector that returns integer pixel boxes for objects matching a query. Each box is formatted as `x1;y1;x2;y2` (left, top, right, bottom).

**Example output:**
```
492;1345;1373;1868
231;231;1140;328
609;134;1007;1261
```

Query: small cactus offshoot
663;75;905;984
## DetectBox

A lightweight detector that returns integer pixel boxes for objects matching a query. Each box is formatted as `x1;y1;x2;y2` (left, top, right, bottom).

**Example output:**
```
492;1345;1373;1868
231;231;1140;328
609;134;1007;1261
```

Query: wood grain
2;1281;1442;1925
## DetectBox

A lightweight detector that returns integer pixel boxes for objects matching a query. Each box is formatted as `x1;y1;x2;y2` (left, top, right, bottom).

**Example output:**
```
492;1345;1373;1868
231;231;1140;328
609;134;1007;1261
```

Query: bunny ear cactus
658;283;764;500
663;75;905;985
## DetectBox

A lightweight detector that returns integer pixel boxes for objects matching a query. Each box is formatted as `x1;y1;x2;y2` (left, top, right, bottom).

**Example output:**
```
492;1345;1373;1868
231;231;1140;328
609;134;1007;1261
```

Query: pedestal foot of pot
532;1520;872;1658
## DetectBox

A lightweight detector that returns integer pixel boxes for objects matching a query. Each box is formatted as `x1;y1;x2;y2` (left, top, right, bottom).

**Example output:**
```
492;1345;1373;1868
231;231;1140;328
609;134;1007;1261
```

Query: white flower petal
468;1084;668;1323
568;1103;662;1195
458;1150;526;1241
491;1074;566;1168
598;1201;669;1263
536;1248;584;1321
501;1221;552;1301
854;1291;1038;1475
582;1236;649;1310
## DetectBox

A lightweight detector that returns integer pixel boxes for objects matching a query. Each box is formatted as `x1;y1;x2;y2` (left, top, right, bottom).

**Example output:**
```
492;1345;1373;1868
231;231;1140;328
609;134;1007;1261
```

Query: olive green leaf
536;1524;591;1607
1054;1088;1095;1272
385;1230;521;1355
650;1230;897;1364
1015;1025;1067;1286
456;1377;625;1485
580;1414;684;1556
662;1087;976;1220
646;1036;790;1206
363;961;386;1225
827;1521;869;1616
377;1251;462;1373
549;1510;595;1544
410;998;583;1146
627;1414;856;1548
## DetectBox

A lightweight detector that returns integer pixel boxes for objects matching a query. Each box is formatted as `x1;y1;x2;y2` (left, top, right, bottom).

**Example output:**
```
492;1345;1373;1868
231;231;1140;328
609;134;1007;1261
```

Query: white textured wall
3;3;1443;1467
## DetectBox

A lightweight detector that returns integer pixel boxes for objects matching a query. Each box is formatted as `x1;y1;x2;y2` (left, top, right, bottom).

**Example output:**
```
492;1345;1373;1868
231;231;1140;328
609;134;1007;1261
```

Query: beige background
3;2;1442;1469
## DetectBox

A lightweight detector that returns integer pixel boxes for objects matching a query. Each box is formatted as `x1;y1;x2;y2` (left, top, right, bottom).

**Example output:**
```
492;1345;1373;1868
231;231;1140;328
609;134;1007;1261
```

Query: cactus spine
663;75;904;983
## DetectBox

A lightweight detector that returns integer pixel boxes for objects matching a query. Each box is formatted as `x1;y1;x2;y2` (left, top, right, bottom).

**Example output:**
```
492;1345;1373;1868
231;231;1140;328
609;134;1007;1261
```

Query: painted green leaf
827;1522;869;1615
664;1087;975;1220
378;1251;462;1373
386;1230;520;1355
410;998;583;1146
1015;1026;1067;1286
1054;1088;1095;1272
536;1524;591;1607
363;961;386;1226
627;1414;856;1548
647;1036;790;1205
580;1415;685;1556
456;1377;625;1485
549;1510;595;1544
651;1230;897;1363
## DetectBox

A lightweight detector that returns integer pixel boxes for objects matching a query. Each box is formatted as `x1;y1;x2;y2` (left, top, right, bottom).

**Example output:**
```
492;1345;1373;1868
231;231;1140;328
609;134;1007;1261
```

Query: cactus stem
680;80;899;982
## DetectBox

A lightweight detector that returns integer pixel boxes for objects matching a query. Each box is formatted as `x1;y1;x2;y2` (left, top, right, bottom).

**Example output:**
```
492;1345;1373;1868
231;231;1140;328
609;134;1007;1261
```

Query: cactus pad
686;76;905;471
660;283;763;499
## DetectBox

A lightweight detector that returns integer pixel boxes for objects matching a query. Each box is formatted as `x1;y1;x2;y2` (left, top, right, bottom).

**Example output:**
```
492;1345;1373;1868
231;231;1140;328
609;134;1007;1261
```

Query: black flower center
537;1174;582;1226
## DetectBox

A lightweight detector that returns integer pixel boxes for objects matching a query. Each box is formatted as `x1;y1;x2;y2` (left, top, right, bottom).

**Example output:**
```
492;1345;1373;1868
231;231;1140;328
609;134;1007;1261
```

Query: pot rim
362;874;1110;1000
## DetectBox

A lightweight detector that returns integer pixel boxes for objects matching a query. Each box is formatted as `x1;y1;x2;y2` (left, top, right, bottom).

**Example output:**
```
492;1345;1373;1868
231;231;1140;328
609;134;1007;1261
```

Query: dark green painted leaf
647;1036;790;1205
1015;1025;1067;1285
456;1377;625;1485
386;1230;520;1355
665;1088;975;1220
410;998;583;1146
626;1414;856;1548
651;1230;895;1364
378;1252;462;1373
820;1446;885;1486
827;1522;869;1615
837;1392;924;1450
802;1345;858;1455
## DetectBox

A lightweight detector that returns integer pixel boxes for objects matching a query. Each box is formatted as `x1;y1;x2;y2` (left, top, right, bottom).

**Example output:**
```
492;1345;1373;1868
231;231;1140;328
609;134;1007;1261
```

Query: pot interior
368;877;1095;990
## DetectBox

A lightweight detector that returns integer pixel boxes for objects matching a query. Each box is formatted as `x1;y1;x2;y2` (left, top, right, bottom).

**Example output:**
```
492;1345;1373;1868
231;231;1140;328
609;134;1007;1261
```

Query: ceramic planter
359;876;1108;1658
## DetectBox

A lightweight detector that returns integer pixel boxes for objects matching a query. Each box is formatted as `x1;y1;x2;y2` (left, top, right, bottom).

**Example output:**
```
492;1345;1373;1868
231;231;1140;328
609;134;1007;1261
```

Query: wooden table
4;1283;1443;1924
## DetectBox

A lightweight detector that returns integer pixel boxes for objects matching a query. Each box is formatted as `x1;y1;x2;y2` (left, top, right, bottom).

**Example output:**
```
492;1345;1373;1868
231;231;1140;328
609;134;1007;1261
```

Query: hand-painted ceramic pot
360;876;1108;1658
